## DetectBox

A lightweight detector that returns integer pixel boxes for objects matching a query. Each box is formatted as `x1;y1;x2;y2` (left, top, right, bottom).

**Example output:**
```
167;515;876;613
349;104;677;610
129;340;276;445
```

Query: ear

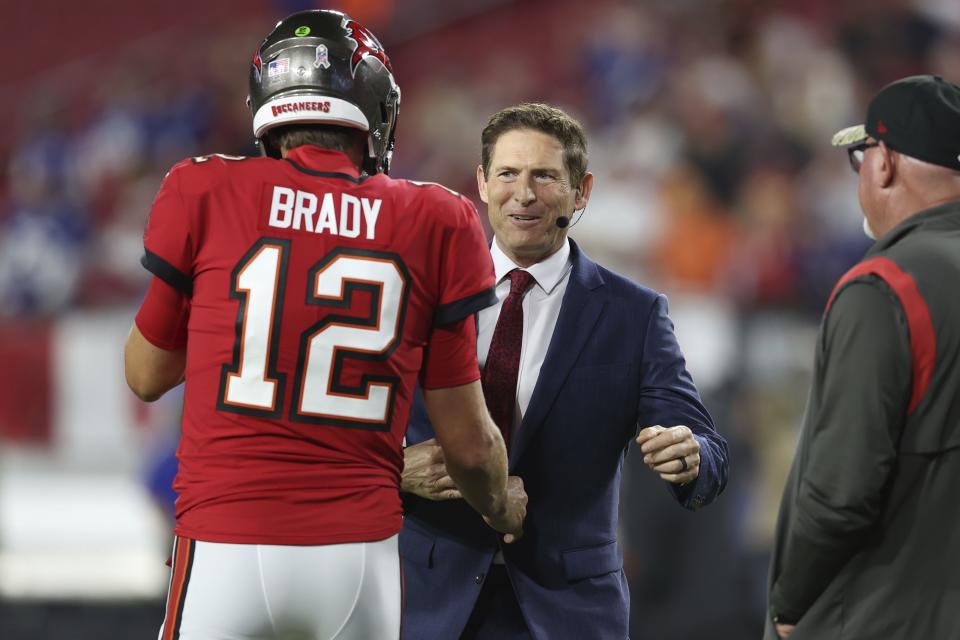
476;165;489;204
878;141;897;189
574;172;594;210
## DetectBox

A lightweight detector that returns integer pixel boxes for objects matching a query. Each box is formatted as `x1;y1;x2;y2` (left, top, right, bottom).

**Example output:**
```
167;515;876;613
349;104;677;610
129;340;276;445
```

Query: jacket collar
867;199;960;257
284;146;363;180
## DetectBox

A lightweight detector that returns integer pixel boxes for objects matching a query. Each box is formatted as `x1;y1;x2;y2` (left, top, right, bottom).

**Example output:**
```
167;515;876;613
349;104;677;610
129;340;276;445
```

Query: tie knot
507;269;535;296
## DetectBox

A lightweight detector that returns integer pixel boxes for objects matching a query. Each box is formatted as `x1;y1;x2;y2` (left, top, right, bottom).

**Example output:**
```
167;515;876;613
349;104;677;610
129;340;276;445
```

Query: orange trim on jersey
162;536;196;640
826;256;936;415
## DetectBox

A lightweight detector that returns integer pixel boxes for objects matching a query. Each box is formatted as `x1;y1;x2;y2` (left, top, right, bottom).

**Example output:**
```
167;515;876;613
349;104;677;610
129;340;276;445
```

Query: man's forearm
442;426;508;518
422;381;510;518
124;324;186;402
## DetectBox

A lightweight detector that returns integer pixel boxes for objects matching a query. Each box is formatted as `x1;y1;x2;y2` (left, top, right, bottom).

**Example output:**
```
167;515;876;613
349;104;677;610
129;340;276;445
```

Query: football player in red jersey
123;10;525;640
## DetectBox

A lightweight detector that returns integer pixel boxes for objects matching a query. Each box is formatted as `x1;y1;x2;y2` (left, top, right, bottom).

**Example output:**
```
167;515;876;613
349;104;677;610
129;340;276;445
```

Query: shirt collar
490;238;572;295
285;146;362;178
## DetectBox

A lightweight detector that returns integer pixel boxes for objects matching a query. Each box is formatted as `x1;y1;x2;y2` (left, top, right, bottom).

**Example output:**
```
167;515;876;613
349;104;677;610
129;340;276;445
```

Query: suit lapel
509;240;605;468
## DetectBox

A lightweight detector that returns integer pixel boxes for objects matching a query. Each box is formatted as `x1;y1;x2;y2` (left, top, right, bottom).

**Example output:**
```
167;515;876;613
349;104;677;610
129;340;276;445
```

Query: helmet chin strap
361;135;378;175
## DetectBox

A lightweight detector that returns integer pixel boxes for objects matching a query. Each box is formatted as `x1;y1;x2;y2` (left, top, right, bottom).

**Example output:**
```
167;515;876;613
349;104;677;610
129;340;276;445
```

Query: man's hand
400;439;462;500
483;475;527;544
635;425;700;484
776;622;795;638
401;439;526;541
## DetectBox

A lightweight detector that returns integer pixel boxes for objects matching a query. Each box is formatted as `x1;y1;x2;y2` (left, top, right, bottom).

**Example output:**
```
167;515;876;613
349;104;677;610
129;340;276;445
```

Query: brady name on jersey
267;185;382;239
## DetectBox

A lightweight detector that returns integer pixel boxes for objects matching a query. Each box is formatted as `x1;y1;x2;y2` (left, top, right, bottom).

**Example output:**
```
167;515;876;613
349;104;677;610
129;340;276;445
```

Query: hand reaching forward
483;475;527;544
401;440;526;542
635;425;700;484
400;438;462;500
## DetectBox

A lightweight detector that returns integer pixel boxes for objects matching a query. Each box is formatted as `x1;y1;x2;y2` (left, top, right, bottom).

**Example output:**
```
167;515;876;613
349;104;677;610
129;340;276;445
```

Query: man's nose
514;178;536;206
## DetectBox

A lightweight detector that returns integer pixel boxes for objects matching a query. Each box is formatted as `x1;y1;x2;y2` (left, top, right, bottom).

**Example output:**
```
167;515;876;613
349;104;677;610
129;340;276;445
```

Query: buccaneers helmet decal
343;19;392;77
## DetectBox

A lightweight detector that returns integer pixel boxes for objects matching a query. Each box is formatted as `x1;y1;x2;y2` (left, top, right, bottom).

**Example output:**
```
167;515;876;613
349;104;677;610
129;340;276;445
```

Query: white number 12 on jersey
218;239;408;430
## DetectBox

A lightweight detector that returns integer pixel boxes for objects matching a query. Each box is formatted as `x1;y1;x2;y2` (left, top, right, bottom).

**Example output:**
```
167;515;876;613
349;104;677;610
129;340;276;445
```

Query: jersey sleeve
135;276;190;350
432;197;497;326
420;316;480;389
141;163;195;297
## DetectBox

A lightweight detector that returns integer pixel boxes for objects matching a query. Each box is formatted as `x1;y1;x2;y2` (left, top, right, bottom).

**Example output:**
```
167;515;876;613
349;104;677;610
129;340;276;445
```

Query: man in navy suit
400;103;729;639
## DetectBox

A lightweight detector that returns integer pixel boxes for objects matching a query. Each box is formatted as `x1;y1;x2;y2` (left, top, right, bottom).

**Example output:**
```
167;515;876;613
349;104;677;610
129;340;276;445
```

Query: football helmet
248;10;400;174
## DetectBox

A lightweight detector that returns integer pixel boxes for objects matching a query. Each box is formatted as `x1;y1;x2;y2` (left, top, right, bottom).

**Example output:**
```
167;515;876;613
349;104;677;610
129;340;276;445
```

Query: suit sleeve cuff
668;434;712;510
769;583;804;625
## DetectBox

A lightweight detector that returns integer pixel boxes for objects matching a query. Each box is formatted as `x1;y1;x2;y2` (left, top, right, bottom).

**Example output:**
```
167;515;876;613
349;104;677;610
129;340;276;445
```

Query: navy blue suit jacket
400;240;728;639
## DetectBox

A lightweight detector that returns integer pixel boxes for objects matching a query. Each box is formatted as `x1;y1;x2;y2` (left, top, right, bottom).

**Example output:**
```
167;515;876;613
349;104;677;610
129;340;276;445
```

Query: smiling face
477;128;592;267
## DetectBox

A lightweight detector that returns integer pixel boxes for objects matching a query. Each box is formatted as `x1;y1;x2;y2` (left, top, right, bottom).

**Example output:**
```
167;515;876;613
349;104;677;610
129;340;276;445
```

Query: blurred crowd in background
1;0;958;637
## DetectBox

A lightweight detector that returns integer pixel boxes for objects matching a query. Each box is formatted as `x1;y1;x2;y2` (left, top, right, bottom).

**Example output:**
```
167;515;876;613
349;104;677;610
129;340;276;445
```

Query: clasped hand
401;438;526;542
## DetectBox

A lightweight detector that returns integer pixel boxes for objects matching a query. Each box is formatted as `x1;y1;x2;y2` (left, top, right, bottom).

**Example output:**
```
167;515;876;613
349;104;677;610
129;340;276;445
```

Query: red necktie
482;269;535;449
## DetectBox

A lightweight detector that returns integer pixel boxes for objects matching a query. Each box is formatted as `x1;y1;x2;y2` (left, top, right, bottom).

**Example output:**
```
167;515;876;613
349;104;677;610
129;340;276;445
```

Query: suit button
474;573;485;584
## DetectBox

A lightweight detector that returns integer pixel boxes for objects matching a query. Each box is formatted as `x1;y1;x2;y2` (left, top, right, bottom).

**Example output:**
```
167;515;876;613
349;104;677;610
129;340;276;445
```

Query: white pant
158;535;400;640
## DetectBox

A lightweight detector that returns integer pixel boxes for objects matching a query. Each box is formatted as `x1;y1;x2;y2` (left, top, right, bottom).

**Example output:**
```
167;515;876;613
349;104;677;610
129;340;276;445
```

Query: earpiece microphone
556;188;585;228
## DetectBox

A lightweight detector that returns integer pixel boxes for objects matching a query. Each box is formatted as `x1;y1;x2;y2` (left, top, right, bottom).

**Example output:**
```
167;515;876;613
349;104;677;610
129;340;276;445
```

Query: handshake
401;438;528;543
401;424;701;543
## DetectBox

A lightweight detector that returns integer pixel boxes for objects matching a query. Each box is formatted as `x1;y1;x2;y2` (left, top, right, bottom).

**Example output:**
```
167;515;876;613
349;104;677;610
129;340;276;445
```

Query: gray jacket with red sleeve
765;200;960;640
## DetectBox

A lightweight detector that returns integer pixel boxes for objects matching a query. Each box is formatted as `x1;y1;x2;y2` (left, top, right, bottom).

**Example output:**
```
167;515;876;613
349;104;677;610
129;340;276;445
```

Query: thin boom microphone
557;195;588;229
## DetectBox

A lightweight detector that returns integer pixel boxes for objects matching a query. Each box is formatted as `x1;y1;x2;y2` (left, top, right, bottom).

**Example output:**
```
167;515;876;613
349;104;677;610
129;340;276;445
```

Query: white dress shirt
478;238;573;431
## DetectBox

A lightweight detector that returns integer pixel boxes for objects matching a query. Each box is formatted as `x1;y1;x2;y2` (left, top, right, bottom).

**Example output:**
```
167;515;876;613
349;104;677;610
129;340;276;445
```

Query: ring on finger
678;456;688;472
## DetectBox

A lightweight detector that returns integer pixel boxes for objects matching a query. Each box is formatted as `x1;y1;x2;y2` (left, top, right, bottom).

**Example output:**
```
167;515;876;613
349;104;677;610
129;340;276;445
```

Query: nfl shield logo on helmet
314;44;331;69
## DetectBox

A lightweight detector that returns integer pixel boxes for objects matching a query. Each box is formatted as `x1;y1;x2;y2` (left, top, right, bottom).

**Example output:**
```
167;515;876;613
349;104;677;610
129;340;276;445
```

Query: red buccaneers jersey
139;146;495;544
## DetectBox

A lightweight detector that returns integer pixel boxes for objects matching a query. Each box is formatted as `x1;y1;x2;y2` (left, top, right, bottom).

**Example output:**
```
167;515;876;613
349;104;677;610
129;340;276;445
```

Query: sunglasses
847;141;880;173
